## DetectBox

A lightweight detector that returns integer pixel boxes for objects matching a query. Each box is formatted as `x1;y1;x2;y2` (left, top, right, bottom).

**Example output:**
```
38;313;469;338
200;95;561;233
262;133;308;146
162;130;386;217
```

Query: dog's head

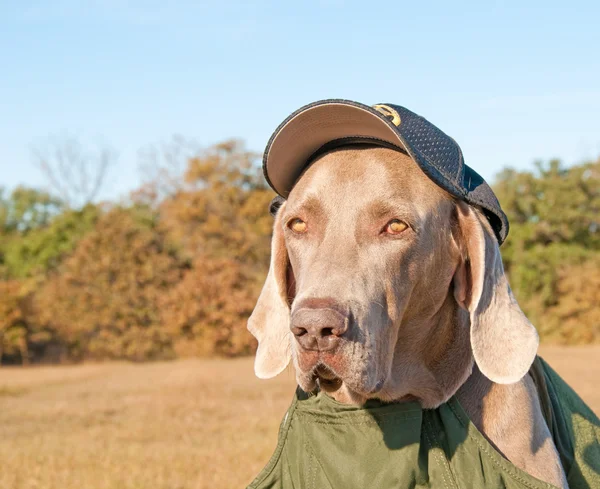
248;146;538;407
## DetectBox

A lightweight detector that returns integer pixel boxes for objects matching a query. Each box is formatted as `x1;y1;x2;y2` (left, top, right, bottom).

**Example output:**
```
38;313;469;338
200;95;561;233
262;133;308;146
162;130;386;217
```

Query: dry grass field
0;346;598;489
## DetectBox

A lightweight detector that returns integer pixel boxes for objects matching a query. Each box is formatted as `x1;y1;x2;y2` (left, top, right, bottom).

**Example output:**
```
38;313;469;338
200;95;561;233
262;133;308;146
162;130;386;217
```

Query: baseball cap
263;99;509;244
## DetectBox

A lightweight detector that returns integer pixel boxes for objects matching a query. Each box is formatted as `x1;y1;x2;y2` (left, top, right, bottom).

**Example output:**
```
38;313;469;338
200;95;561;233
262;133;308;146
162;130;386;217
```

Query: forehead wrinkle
375;153;451;221
287;146;449;223
283;193;324;220
365;199;419;223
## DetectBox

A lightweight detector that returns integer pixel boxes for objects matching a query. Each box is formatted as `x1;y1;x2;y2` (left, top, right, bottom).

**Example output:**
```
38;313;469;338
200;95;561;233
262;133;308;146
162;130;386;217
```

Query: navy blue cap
263;99;509;244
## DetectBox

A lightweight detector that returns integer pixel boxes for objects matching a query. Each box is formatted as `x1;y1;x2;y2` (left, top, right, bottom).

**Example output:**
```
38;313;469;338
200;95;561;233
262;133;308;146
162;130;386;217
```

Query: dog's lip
306;363;343;391
315;363;338;380
314;364;343;392
303;362;386;399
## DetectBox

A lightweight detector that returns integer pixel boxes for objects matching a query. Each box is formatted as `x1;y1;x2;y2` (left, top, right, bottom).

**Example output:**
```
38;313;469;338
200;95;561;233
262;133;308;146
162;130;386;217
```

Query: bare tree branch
31;137;118;208
137;135;200;199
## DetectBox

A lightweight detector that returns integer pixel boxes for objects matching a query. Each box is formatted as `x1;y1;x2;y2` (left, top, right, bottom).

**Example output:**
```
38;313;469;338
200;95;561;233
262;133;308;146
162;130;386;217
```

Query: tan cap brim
263;100;407;198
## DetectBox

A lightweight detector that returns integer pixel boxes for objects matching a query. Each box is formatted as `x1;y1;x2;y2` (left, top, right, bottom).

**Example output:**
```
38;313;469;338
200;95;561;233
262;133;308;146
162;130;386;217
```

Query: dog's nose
290;302;348;352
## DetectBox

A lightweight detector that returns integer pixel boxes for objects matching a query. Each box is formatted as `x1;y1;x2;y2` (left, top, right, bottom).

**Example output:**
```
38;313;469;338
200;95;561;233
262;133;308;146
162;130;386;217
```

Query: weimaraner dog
248;145;570;487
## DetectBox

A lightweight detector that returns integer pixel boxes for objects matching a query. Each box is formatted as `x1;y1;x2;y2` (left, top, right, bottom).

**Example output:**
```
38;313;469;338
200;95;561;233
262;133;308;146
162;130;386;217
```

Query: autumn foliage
0;141;598;364
159;256;259;357
36;208;183;361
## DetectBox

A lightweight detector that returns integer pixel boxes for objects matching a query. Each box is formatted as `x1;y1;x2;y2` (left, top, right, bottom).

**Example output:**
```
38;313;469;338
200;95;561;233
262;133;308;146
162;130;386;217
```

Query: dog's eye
385;219;408;235
289;218;308;234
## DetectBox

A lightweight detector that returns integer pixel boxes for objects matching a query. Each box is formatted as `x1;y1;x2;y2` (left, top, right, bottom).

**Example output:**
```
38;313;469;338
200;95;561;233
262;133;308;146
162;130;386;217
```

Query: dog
246;101;599;489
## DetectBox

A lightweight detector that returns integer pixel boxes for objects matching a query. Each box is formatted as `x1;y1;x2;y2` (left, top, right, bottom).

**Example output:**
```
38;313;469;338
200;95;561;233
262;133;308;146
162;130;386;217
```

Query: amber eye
385;219;408;235
289;218;308;234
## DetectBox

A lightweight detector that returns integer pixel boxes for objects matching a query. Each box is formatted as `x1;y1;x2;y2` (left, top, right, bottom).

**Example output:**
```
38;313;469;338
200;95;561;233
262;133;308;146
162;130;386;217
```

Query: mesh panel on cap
391;105;463;186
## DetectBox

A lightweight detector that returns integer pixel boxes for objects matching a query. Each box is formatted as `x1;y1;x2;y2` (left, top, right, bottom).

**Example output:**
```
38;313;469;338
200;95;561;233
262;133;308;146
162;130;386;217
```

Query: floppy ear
247;202;292;379
453;202;539;384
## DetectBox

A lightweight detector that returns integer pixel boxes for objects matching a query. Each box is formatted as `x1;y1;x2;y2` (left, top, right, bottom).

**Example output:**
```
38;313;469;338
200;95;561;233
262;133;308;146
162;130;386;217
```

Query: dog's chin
296;361;386;405
304;364;342;391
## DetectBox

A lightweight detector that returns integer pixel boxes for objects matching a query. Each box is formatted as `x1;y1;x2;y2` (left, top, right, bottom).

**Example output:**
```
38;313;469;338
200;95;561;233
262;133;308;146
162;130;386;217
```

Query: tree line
0;141;598;364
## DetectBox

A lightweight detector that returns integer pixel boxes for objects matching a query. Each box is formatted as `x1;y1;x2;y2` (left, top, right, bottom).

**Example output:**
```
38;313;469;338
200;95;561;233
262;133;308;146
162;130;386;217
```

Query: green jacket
248;357;599;489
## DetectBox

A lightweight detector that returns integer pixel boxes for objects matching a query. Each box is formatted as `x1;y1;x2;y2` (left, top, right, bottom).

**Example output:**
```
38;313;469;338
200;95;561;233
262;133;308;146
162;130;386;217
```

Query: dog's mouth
315;363;337;380
294;345;388;400
309;363;343;390
296;353;388;401
304;361;389;403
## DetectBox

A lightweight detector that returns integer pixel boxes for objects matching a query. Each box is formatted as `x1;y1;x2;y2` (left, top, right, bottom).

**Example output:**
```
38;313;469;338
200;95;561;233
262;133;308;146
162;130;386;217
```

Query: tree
0;279;51;365
31;137;117;208
543;258;600;343
159;255;259;357
35;207;185;361
0;204;99;279
494;158;600;342
138;139;275;357
159;139;275;268
0;186;63;234
0;280;28;364
137;135;200;201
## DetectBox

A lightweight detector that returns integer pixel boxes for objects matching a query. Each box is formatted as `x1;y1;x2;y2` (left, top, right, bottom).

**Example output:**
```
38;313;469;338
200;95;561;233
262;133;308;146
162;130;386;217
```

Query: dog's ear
247;202;292;379
453;202;539;384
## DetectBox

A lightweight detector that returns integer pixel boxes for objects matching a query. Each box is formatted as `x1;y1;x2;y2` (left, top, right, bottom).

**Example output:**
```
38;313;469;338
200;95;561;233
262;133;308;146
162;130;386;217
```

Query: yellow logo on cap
373;104;401;126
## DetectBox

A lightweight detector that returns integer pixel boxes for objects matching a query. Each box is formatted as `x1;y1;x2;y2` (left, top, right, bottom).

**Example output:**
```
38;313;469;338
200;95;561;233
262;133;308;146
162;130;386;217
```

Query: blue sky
2;1;600;202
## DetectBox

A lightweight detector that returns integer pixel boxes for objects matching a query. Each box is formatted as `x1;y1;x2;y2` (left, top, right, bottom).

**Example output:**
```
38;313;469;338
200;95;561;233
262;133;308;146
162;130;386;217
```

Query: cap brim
263;100;407;198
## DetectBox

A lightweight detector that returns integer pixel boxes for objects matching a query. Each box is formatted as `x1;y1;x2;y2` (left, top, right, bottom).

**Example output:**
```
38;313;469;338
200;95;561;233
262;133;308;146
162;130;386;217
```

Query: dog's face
249;146;539;407
281;147;461;401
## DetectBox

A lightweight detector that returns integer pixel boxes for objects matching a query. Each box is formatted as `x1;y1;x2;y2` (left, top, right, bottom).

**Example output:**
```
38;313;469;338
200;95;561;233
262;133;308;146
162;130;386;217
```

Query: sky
2;1;600;202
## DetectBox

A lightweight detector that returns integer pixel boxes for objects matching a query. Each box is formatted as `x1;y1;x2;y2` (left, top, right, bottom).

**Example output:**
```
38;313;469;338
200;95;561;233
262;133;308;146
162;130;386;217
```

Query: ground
0;346;597;489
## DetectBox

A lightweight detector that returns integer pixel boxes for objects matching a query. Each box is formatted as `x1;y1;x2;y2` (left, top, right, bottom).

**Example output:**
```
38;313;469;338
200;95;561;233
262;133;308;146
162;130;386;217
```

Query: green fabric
248;356;599;489
532;357;600;488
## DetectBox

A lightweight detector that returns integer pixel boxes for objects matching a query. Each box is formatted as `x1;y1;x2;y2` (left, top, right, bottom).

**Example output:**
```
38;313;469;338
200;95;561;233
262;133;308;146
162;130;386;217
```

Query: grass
0;346;598;489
